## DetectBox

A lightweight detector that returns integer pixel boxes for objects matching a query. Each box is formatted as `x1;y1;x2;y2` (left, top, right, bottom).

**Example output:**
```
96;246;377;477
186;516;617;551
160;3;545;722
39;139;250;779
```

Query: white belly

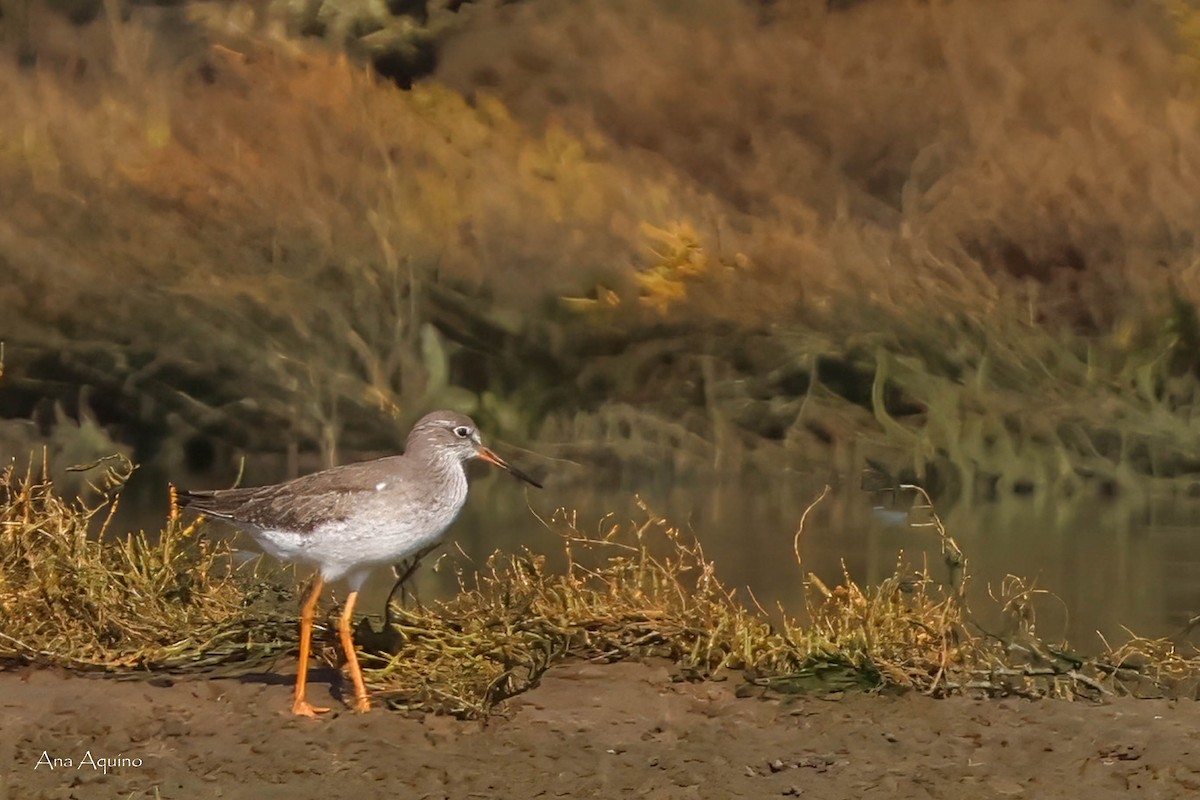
248;484;467;583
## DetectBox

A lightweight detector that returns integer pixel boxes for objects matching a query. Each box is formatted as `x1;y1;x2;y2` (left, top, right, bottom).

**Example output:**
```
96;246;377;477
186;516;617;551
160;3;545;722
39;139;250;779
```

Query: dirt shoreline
2;660;1199;799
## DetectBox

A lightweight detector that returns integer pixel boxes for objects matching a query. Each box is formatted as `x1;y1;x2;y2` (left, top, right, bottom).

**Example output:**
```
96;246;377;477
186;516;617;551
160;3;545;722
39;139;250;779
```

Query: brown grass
0;9;709;461
1;455;1197;713
439;0;1200;313
6;2;1200;491
0;457;293;671
360;490;1200;717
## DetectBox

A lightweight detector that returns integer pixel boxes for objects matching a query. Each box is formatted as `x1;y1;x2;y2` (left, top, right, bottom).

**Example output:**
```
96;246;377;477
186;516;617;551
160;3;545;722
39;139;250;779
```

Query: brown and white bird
176;410;541;717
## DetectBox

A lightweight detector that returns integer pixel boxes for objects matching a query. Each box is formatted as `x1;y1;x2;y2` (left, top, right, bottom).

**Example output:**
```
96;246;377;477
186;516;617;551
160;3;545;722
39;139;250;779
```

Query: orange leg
292;576;330;717
339;591;372;713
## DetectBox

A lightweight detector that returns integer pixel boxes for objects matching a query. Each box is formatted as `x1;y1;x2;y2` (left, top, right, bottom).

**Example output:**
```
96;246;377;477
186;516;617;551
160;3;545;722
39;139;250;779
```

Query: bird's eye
453;426;471;438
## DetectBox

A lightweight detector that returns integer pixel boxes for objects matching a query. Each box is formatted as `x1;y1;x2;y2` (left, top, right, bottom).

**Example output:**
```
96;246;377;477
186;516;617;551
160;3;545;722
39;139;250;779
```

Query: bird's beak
476;446;543;489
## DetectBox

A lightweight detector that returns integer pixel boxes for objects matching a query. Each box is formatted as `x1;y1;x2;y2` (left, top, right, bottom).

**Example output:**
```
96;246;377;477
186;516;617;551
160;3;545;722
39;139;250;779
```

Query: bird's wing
178;457;406;533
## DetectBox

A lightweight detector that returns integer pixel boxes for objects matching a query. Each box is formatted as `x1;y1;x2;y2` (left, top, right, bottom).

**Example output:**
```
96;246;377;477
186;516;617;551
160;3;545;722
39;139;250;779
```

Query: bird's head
408;410;542;488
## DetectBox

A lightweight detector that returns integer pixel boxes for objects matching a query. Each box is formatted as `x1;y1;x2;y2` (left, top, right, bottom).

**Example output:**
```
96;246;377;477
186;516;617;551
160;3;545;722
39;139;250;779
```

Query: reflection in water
119;466;1200;653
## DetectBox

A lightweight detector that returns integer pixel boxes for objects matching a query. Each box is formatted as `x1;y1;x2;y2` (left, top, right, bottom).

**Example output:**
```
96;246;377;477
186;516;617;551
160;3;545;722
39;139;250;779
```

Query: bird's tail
169;483;220;528
169;485;250;522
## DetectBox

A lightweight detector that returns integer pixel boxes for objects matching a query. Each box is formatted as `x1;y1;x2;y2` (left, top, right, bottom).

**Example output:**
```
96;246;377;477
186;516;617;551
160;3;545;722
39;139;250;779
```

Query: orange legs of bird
292;576;330;717
339;591;371;713
290;577;371;716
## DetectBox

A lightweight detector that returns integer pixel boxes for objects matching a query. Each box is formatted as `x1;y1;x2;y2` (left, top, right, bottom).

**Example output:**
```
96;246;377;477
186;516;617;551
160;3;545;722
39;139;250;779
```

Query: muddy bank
2;660;1198;799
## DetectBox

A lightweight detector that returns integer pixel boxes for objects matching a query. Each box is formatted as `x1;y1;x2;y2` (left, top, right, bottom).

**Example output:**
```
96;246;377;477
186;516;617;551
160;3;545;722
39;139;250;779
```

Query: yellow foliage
635;221;710;314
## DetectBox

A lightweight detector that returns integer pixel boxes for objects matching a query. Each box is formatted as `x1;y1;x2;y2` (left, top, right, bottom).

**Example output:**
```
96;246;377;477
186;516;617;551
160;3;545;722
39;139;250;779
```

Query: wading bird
177;410;542;716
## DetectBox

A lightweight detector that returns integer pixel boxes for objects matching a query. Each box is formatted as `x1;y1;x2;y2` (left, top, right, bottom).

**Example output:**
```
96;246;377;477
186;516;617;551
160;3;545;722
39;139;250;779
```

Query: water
396;473;1200;652
116;464;1200;653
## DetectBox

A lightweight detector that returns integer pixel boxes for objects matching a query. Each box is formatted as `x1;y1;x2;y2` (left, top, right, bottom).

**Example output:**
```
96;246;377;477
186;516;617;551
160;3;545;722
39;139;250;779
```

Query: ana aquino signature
35;751;143;774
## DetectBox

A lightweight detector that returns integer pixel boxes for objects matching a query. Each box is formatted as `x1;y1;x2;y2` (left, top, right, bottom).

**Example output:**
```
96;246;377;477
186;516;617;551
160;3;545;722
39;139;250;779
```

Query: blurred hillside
2;0;1200;498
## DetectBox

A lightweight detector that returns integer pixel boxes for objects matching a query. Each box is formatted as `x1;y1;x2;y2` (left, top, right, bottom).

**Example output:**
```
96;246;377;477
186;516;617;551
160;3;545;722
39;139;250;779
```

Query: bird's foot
352;696;371;714
292;699;331;718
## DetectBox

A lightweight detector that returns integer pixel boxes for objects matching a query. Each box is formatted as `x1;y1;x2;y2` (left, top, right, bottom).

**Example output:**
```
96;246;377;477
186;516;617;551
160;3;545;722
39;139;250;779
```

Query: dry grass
360;494;968;718
6;2;1200;492
0;8;708;461
0;457;294;671
436;0;1200;489
1;455;1197;712
440;0;1200;313
361;501;791;717
359;490;1200;717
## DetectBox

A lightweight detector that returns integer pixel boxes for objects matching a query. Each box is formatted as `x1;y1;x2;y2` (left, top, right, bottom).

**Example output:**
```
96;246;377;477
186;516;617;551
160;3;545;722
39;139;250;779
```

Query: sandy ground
2;660;1200;800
